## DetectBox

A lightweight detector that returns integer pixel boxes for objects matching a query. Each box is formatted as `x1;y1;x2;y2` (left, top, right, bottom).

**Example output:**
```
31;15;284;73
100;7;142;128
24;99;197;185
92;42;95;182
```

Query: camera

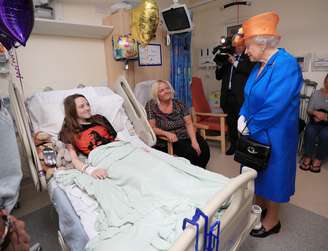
213;36;234;66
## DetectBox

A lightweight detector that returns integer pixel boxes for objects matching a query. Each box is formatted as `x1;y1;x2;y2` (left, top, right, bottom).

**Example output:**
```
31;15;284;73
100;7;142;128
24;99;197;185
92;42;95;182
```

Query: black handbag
234;78;274;171
234;134;271;171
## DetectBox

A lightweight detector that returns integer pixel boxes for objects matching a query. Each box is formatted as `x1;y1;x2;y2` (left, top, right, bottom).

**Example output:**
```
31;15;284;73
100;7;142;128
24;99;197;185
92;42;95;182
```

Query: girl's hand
90;168;108;179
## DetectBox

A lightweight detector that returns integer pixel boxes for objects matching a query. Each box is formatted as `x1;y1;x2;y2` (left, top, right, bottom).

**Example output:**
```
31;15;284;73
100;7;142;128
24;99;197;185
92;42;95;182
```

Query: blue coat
240;48;303;203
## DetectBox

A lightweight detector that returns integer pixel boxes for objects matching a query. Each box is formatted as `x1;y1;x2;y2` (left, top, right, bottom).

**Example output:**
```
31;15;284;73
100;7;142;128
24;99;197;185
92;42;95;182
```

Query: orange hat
232;28;245;47
242;11;280;40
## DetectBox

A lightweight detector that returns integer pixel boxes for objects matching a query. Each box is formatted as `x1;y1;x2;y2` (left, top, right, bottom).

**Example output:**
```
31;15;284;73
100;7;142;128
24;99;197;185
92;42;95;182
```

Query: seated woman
300;73;328;173
59;94;117;179
145;80;210;168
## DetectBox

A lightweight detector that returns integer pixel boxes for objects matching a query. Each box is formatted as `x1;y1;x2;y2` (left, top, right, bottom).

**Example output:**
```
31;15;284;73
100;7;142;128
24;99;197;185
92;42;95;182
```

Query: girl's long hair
59;94;86;145
59;94;116;147
59;94;117;147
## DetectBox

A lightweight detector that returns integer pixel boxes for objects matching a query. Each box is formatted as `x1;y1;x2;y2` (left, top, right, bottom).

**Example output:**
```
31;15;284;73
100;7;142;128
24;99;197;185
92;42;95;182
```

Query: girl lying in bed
59;94;117;179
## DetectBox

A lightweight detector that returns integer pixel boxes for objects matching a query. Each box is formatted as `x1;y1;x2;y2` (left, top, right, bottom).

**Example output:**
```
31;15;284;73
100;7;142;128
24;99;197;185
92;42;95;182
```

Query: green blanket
55;141;229;251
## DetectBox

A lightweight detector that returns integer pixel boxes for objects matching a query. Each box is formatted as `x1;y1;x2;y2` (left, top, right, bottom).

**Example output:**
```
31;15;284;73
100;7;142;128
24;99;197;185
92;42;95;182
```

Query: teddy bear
55;140;74;170
33;131;74;179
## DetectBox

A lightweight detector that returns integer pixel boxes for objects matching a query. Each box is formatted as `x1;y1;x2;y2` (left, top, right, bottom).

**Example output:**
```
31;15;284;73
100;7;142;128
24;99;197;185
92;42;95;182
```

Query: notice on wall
311;54;328;72
138;44;162;66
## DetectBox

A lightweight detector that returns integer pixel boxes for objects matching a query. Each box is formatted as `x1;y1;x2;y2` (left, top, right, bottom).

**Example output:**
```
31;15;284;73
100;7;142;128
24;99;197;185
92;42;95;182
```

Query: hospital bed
8;76;259;251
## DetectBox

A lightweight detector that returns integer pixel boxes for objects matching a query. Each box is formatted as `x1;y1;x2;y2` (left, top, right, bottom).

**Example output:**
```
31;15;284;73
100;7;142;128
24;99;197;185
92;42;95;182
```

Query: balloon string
14;49;25;98
9;48;25;98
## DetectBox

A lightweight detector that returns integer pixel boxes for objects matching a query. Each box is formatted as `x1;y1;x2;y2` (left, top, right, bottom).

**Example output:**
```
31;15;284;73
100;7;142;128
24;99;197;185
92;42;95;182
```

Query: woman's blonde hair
150;80;175;104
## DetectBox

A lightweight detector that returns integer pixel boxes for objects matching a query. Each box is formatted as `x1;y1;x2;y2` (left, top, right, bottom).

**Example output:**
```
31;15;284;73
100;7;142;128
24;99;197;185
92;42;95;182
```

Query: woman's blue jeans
303;122;328;160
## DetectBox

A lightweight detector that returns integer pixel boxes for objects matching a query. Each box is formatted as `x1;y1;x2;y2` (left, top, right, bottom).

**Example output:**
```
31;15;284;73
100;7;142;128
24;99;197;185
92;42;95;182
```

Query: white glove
238;115;249;135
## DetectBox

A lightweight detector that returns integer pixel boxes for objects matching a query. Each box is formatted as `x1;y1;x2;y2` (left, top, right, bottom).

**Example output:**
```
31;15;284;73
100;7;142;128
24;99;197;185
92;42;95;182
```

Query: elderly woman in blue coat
237;12;303;238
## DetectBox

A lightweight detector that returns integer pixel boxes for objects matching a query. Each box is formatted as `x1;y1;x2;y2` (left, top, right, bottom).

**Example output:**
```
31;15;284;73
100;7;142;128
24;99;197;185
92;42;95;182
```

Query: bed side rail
170;167;257;251
9;81;47;191
113;76;156;146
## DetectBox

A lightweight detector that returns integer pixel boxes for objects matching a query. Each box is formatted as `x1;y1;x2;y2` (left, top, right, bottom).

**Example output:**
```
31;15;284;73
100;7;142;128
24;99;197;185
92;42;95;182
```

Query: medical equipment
42;147;57;166
160;1;193;34
9;76;258;251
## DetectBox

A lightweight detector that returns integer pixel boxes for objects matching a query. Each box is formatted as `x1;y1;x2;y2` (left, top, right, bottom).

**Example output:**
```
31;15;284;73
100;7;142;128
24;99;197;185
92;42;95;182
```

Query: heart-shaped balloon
0;0;34;47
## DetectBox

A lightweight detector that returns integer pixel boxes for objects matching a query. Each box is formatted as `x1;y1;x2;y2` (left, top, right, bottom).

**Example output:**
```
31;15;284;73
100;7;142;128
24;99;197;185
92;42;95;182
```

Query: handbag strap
242;118;272;145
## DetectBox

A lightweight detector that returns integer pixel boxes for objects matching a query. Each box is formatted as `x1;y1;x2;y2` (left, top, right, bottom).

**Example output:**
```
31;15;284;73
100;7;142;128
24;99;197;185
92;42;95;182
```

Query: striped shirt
145;99;190;140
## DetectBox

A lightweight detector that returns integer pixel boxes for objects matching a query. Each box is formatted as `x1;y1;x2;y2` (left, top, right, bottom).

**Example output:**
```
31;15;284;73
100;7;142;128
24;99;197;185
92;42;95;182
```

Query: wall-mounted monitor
160;4;193;34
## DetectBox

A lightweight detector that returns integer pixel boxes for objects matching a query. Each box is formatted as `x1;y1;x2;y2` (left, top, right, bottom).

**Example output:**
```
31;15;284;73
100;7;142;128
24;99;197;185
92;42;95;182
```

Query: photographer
215;32;255;155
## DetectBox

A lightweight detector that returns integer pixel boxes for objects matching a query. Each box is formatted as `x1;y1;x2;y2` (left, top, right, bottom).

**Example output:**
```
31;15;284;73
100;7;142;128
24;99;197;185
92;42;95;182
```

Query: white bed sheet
57;141;230;251
59;136;179;240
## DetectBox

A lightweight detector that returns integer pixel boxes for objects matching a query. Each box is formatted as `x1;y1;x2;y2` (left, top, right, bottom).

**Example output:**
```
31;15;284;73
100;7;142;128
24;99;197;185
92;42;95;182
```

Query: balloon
131;0;159;46
112;34;138;60
0;0;34;48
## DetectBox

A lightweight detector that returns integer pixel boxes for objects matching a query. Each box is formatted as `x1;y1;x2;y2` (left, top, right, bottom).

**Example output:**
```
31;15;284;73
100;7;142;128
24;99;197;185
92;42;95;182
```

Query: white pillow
34;103;64;136
27;87;98;136
93;95;123;130
26;87;129;137
27;97;65;136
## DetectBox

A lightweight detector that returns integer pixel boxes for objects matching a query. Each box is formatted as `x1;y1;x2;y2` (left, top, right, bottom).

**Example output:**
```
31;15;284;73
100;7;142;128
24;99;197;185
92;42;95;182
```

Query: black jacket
216;53;255;109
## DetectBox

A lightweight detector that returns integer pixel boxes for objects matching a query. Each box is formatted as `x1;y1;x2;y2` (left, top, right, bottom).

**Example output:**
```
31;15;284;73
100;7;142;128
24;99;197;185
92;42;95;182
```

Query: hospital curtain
170;32;192;108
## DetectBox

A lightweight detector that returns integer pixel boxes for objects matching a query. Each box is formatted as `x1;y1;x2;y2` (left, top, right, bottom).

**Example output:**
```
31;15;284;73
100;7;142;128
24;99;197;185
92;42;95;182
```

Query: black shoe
225;146;235;155
250;222;281;238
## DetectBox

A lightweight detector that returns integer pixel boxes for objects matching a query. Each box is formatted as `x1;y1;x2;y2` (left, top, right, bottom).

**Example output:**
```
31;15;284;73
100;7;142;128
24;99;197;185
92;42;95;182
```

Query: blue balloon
0;0;34;50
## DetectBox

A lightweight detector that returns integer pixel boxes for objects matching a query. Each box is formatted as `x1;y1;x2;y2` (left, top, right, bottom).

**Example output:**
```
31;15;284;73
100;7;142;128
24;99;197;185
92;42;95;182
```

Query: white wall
16;35;107;96
0;2;108;97
191;0;328;97
54;1;107;24
0;0;174;97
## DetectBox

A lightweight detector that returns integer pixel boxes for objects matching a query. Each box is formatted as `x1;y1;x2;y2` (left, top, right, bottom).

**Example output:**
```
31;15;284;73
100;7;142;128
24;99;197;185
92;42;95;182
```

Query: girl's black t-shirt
74;114;117;155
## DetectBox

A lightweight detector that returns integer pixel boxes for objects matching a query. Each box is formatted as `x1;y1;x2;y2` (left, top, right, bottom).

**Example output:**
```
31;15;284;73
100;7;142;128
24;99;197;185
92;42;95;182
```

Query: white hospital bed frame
9;76;258;251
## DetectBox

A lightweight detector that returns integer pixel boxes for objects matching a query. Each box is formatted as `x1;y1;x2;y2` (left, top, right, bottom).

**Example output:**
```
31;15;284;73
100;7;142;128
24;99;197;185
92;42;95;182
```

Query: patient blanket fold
55;141;229;251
